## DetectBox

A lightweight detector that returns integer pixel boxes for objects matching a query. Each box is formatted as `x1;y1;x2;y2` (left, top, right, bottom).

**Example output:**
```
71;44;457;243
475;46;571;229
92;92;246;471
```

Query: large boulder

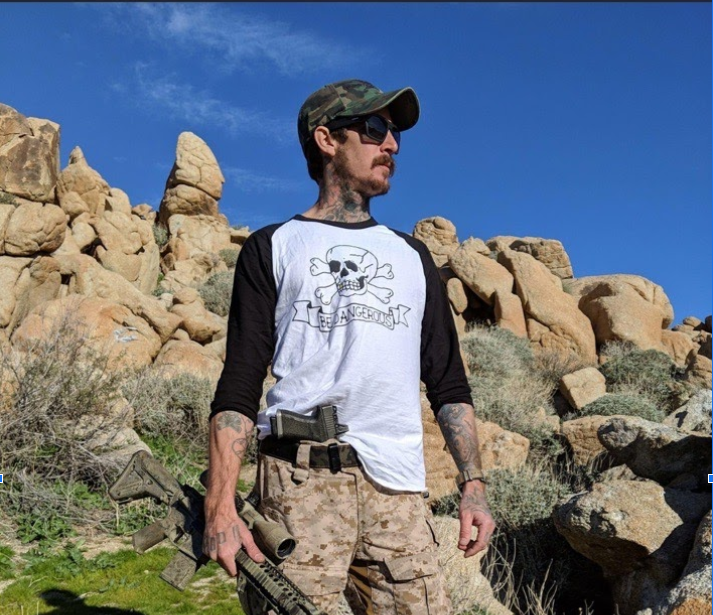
12;295;162;370
55;253;180;343
598;416;712;486
487;236;573;279
166;213;232;258
169;132;225;200
645;512;712;615
448;239;514;306
663;390;712;435
564;275;674;352
153;339;224;385
3;201;66;255
413;217;460;267
170;287;224;343
660;329;699;368
0;256;32;327
56;147;111;215
553;479;710;578
7;256;62;332
0;104;59;203
497;249;597;362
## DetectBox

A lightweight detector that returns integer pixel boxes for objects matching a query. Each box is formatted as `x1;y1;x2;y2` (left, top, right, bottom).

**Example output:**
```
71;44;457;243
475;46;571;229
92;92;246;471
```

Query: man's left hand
457;480;495;557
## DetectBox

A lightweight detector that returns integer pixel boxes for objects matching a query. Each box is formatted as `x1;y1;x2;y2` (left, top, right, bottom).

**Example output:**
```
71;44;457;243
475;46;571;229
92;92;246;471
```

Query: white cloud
120;63;293;141
88;3;364;75
224;167;306;193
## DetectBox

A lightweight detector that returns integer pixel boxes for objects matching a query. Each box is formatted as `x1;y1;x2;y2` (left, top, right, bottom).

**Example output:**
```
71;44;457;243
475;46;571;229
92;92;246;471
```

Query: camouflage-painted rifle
109;450;325;615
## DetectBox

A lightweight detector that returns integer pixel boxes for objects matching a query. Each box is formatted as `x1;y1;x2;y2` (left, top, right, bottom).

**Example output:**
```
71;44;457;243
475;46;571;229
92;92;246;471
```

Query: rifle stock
109;450;325;615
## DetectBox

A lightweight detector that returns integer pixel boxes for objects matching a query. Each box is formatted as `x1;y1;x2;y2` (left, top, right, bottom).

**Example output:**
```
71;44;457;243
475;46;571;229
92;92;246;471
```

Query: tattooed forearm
231;432;252;459
215;411;246;432
213;412;255;459
436;403;484;474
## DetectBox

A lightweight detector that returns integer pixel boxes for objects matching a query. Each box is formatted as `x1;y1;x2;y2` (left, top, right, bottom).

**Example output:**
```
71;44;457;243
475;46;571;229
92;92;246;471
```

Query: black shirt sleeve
392;231;474;415
209;224;280;424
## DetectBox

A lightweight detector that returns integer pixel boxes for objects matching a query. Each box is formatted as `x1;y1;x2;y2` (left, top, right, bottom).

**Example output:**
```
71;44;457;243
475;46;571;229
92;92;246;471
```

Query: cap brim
343;87;420;132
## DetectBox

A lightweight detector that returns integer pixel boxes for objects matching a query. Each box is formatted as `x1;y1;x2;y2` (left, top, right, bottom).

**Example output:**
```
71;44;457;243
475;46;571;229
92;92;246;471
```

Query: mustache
372;155;396;177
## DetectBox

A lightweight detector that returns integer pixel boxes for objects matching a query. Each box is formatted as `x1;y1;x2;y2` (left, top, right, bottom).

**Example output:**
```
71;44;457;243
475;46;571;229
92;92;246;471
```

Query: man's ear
313;126;338;158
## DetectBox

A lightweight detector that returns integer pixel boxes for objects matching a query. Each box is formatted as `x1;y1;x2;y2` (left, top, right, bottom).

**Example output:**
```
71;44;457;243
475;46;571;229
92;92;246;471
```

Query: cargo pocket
383;552;450;614
280;564;347;613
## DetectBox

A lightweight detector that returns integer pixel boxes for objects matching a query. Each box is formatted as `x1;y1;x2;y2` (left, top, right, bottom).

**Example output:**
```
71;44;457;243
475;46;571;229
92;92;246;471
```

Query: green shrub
461;326;560;460
152;224;168;247
580;393;664;422
219;248;240;269
599;344;687;413
0;191;18;206
198;271;234;317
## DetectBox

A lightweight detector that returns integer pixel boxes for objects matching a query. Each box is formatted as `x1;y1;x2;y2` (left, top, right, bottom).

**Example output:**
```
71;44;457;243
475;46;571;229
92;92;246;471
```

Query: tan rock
158;184;219;225
51;228;81;256
55;253;180;343
153;339;224;385
0;256;32;327
71;219;97;252
170;327;190;341
661;329;699;368
446;277;468;314
132;203;156;224
0;105;59;202
205;336;227;361
687;354;712;390
56;147;111;215
92;210;143;255
169;132;225;200
96;246;142;283
161;255;227;292
498;249;597;362
230;226;251;246
413;216;460;267
105;187;132;217
553;480;710;577
170;300;223;344
4;202;66;255
8;256;62;332
58;190;90;220
488;236;573;279
12;295;162;370
0;203;14;254
432;516;513;615
173;287;201;305
493;290;527;338
136;243;160;295
559;367;607;411
166;213;231;258
449;239;514;306
560;415;620;465
565;275;674;351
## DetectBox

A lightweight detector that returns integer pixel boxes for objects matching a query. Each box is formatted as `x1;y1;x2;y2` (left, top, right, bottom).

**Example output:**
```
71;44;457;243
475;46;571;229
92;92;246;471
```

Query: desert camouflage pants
254;442;452;615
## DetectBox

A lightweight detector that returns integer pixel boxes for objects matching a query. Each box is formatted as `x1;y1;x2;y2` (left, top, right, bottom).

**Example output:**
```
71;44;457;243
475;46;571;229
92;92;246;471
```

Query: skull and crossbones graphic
309;245;394;305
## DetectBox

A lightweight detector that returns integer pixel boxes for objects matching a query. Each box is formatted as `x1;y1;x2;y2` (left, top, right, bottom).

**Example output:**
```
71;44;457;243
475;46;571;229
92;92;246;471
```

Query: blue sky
1;3;710;322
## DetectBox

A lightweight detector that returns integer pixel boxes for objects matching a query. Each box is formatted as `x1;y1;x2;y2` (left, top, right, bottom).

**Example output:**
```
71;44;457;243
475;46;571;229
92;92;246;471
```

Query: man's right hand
203;504;265;576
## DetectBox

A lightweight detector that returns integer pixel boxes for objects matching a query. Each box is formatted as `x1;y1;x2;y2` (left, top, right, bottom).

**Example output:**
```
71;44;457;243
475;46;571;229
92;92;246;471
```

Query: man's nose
381;130;399;155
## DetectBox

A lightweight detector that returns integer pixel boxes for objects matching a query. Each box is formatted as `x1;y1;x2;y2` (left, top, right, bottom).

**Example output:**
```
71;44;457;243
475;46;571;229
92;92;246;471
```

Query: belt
259;438;359;473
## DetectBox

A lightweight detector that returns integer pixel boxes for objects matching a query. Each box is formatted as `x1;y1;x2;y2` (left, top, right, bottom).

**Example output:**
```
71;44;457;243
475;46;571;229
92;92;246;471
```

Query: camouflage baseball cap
297;79;420;154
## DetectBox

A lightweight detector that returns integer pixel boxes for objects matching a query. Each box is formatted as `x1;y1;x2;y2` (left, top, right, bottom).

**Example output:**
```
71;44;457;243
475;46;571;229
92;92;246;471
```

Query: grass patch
0;545;242;614
580;393;664;422
219;248;240;269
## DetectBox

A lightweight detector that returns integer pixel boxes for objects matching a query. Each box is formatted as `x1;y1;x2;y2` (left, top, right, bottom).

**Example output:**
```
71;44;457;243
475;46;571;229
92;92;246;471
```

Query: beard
332;150;396;199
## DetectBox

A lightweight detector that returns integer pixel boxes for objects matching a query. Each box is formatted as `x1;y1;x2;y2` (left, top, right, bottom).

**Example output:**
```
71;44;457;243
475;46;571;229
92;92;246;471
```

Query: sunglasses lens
364;116;400;147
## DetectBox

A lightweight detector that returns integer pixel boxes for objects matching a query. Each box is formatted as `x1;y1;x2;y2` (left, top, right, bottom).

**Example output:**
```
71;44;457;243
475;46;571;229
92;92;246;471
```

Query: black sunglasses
324;114;401;150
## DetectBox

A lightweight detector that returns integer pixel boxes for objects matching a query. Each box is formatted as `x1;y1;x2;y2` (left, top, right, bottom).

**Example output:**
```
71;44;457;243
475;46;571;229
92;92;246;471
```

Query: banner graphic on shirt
293;300;410;332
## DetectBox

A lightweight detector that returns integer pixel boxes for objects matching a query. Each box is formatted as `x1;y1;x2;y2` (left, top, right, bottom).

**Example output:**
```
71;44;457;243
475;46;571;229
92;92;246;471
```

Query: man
204;79;495;614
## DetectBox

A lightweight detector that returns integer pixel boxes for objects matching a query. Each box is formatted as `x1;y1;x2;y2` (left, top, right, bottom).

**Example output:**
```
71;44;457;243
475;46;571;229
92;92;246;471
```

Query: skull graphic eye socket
329;260;341;273
345;261;358;272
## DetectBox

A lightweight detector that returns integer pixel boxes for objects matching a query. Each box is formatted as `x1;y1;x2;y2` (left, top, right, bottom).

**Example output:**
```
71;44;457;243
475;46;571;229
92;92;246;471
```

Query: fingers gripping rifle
109;450;325;615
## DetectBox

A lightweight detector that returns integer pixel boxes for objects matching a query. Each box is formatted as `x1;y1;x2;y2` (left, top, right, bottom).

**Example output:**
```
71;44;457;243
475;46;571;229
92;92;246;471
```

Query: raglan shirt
210;215;472;492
